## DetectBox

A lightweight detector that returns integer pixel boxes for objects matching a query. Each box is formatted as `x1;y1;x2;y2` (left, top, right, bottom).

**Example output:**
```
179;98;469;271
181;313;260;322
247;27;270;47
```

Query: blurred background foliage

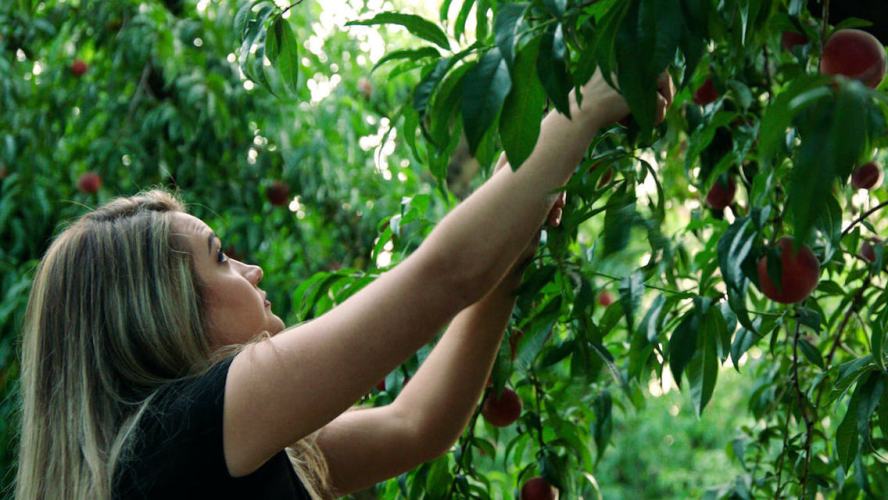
3;0;888;499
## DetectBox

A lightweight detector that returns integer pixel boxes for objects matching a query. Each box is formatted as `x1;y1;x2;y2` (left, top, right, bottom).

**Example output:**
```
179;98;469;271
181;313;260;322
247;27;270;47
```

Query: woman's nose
245;264;263;285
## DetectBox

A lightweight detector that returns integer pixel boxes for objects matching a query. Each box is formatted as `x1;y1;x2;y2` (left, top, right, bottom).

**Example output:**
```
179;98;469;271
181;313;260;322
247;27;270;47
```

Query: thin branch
841;200;888;237
445;404;482;498
280;0;306;19
773;409;791;499
791;318;814;496
814;277;872;408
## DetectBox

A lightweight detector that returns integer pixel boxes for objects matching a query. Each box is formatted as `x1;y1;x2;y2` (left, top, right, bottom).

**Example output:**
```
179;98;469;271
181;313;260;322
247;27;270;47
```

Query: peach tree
255;0;888;497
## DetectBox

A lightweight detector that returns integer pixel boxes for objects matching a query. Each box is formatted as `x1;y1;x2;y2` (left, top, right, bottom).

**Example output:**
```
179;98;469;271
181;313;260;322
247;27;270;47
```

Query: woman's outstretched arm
222;70;669;480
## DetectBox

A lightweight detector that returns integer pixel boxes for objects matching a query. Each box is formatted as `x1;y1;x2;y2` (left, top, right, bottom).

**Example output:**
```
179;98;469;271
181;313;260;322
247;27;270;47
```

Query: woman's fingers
658;71;675;107
655;94;669;124
547;192;566;226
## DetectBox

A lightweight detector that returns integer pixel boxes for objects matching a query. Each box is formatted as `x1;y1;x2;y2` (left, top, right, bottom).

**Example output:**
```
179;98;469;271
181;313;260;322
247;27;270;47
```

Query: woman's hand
579;69;676;127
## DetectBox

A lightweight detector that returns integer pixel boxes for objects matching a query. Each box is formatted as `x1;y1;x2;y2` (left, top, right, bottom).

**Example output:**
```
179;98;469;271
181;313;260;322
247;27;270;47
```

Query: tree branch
841;200;888;237
791;318;814;496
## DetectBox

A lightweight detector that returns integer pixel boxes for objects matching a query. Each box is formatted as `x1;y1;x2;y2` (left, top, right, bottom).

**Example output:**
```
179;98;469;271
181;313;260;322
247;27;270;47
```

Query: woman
14;69;674;499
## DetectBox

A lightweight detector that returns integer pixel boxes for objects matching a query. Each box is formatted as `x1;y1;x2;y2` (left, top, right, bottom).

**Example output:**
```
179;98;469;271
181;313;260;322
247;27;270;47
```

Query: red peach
851;162;882;190
77;171;101;193
482;388;522;427
71;59;88;77
706;177;737;210
820;29;886;89
521;477;557;500
693;78;718;106
781;31;808;51
266;181;290;206
861;240;877;263
756;237;820;304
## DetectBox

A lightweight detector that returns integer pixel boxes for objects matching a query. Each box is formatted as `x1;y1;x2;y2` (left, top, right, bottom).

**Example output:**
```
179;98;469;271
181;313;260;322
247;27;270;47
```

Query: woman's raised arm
220;70;672;480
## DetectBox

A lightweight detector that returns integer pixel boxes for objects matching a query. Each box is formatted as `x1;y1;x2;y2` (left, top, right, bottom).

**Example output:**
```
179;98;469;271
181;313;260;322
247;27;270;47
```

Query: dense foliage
3;0;888;498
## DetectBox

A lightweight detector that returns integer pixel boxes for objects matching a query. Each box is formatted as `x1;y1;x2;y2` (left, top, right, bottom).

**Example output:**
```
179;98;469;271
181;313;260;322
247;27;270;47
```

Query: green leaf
668;309;699;386
454;0;476;41
615;0;681;137
872;317;885;371
730;318;762;371
688;306;721;415
500;36;545;169
543;0;566;17
537;23;572;117
628;294;666;378
414;58;453;117
717;216;757;290
758;74;832;165
619;271;644;335
493;3;525;69
603;185;637;256
836;373;884;470
346;12;451;51
429;62;474;149
267;16;299;95
798;338;825;369
592;391;613;460
462;48;511;154
372;46;441;73
788;83;869;244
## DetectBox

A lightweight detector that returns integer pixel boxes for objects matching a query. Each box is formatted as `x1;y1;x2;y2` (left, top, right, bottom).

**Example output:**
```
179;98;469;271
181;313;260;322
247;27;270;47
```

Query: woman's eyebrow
206;231;221;257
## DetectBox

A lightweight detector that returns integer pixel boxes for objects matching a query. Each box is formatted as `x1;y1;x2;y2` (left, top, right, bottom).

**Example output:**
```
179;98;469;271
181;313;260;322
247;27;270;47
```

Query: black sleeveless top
113;355;312;499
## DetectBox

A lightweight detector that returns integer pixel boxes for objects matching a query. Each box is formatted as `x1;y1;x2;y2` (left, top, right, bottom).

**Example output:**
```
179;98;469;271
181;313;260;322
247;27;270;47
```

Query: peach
521;477;557;500
851;162;882;190
756;237;820;304
706;177;737;210
820;29;886;89
482;388;522;427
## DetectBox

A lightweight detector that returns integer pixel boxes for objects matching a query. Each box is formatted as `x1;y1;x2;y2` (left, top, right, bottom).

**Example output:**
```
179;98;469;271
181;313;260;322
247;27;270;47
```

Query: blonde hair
13;188;332;499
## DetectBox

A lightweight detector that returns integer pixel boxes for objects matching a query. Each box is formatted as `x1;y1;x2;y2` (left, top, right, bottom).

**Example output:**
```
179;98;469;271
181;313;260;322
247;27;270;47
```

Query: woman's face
172;212;285;348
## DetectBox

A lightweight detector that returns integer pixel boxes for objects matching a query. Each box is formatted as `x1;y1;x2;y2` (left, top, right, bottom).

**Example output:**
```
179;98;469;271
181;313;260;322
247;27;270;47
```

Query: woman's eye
217;248;228;264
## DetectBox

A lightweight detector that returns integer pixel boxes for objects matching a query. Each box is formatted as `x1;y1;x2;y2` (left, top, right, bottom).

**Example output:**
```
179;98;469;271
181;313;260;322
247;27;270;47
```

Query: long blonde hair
14;188;332;499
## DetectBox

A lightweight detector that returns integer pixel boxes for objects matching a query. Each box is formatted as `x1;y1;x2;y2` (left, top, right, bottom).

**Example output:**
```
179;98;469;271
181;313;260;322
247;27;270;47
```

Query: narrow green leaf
688;306;721;415
454;0;476;41
628;294;666;378
462;48;511;154
543;0;566;17
346;12;451;51
271;16;299;94
615;0;681;137
668;309;699;387
372;46;440;73
798;338;825;369
493;3;525;68
619;271;644;335
789;83;869;244
537;23;572;117
499;36;545;169
603;185;636;256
